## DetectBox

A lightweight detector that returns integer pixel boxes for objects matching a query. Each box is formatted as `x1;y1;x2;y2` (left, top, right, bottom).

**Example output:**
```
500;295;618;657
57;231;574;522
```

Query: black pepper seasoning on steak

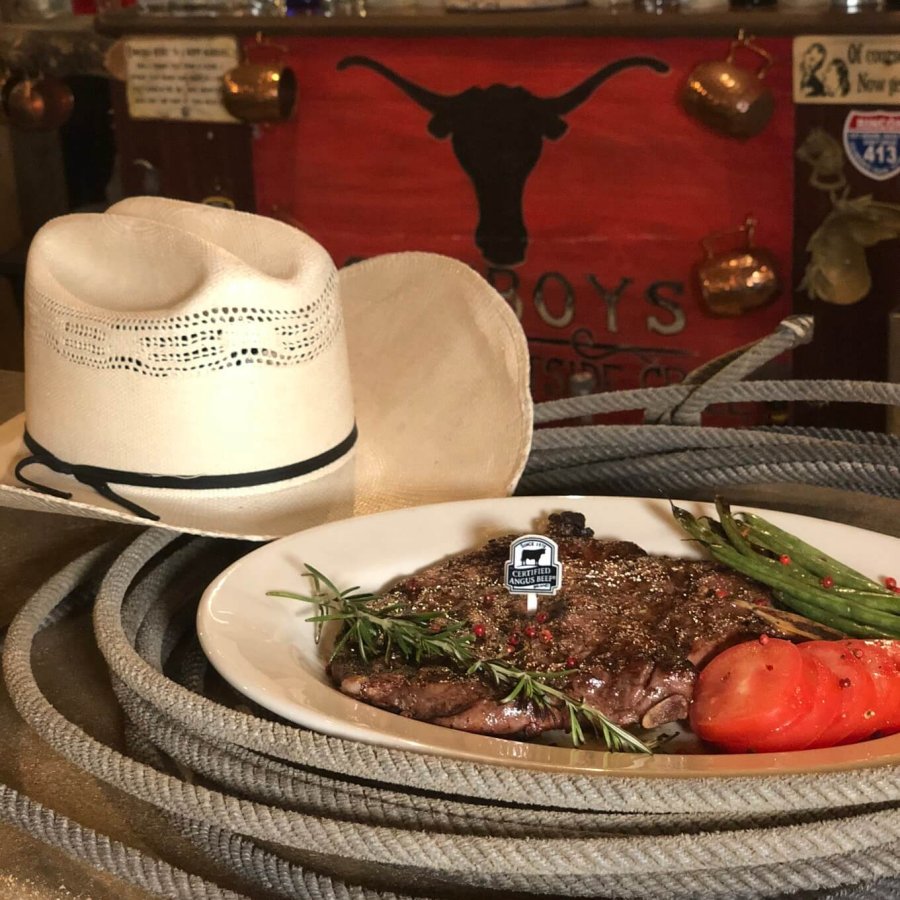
330;511;780;737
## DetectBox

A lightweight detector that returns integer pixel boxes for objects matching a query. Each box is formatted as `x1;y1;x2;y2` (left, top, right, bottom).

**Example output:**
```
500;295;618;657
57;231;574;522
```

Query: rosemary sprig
268;566;474;666
268;564;651;754
467;659;650;751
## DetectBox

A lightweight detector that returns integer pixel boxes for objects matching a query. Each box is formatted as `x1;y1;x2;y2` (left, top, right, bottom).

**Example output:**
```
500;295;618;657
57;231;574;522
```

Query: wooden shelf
0;14;96;33
0;17;110;77
96;6;900;37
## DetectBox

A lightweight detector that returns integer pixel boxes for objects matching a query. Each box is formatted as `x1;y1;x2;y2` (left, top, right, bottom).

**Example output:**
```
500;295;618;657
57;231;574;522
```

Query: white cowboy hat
0;198;532;541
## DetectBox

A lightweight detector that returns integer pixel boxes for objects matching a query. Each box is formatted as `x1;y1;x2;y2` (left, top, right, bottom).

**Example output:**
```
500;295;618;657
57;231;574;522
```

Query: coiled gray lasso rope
520;316;900;499
1;525;900;900
1;314;899;898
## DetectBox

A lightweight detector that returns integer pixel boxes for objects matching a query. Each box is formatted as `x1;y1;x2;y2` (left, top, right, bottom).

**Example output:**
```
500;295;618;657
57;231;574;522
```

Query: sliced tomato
874;641;900;734
799;641;879;747
840;640;900;736
690;638;814;748
720;654;842;753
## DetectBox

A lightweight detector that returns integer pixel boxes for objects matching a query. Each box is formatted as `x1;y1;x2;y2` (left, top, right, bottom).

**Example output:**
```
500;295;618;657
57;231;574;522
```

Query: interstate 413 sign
843;112;900;181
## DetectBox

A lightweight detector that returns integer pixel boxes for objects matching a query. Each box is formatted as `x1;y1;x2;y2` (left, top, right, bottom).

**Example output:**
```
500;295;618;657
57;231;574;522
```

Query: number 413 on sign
843;111;900;182
863;143;898;165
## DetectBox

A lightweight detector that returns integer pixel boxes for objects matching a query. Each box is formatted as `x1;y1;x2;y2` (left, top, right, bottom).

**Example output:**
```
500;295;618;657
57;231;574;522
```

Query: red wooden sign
251;36;795;420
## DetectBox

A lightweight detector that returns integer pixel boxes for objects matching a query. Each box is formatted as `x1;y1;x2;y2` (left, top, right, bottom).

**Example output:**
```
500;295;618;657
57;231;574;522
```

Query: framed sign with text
125;35;239;124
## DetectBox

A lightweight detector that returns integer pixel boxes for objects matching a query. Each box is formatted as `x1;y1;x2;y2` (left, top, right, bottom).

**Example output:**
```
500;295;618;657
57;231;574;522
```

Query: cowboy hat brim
0;251;532;541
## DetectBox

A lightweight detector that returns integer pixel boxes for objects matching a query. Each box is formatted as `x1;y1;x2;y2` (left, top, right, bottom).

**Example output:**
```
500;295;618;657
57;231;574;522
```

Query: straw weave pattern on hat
28;270;341;376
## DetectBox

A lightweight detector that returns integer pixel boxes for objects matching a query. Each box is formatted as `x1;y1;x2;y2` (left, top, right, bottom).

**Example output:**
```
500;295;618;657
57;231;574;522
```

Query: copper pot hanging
5;74;74;131
222;63;296;123
696;216;781;317
221;37;296;124
681;31;775;139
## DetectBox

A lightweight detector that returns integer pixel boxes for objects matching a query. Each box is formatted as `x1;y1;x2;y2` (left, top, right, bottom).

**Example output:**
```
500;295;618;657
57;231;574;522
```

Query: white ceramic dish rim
197;495;900;778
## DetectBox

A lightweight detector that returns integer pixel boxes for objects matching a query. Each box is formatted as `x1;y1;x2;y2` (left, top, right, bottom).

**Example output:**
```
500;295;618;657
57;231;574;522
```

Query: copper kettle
5;73;74;131
222;62;296;123
221;36;296;124
681;32;775;139
696;216;780;318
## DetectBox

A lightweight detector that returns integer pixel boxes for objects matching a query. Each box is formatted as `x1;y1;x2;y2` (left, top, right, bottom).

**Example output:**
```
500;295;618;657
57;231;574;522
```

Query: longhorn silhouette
338;55;670;266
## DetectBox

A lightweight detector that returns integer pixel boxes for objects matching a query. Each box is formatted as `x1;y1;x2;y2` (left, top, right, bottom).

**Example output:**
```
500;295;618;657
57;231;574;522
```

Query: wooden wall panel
111;82;255;210
792;104;900;433
0;126;22;254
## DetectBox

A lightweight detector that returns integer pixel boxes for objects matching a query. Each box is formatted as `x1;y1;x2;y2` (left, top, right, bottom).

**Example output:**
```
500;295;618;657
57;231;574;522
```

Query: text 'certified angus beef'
330;512;793;737
337;56;670;266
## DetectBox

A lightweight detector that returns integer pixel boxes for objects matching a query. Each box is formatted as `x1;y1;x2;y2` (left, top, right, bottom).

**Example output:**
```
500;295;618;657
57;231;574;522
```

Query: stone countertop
0;368;899;899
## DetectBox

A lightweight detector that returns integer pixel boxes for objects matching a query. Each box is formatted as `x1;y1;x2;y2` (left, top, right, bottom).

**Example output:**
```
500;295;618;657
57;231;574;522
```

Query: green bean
738;540;899;605
738;529;825;585
735;511;884;592
823;589;900;614
712;544;900;633
673;506;900;636
704;543;900;633
695;515;730;547
671;505;716;544
715;497;756;558
735;523;898;604
721;501;893;599
744;540;893;604
772;591;894;639
790;592;900;633
673;501;900;637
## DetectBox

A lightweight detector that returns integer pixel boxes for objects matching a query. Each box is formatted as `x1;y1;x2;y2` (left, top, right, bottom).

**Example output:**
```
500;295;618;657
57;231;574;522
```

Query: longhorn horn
337;56;450;112
546;57;670;115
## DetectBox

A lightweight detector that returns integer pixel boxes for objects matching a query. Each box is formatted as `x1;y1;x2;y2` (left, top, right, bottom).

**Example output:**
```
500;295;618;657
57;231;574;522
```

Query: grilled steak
330;511;780;738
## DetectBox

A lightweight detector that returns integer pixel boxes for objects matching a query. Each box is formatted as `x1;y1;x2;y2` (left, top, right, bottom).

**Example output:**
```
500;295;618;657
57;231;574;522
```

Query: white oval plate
197;495;900;777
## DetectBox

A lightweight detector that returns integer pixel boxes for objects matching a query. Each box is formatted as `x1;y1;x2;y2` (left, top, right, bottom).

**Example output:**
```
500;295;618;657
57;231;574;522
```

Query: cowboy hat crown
0;199;532;539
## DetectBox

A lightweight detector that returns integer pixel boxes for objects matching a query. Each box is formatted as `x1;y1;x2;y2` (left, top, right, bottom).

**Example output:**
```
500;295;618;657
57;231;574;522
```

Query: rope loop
525;316;900;499
0;526;898;898
1;310;899;895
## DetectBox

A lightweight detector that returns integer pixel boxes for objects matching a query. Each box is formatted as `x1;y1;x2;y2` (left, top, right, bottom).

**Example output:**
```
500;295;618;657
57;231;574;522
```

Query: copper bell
681;31;775;139
696;216;780;318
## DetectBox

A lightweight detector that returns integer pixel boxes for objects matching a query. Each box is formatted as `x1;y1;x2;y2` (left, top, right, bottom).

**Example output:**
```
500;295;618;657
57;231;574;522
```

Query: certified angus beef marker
504;534;562;615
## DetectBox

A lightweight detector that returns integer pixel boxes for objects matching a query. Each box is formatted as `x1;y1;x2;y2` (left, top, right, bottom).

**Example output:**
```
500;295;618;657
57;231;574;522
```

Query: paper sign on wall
125;36;239;123
794;36;900;106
